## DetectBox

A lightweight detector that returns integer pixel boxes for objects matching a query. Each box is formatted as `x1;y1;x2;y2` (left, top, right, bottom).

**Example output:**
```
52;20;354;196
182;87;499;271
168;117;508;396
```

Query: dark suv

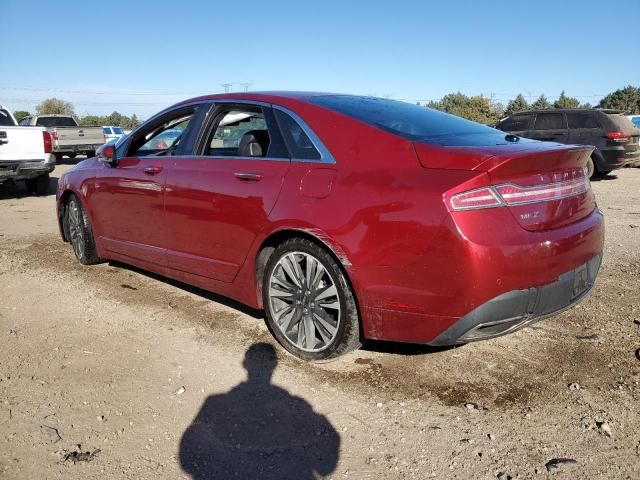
496;109;640;177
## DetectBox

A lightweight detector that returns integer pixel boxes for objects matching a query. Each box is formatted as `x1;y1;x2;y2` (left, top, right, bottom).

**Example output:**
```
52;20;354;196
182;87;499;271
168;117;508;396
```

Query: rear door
566;112;601;147
163;102;291;282
529;112;569;143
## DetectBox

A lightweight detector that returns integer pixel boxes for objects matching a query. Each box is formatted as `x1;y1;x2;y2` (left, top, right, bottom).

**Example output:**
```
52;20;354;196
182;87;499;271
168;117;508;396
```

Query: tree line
11;86;640;129
13;98;141;130
423;85;640;124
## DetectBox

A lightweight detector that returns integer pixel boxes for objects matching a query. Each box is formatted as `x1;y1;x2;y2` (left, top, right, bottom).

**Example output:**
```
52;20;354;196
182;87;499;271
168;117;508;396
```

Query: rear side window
113;127;124;134
274;109;321;160
499;114;532;132
103;127;111;135
533;113;565;130
0;109;15;126
36;116;77;127
308;95;494;142
632;117;640;128
567;113;599;129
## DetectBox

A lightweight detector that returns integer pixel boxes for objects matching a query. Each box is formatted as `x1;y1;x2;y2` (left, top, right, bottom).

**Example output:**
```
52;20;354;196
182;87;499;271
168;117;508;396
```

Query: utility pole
240;82;252;92
221;83;233;93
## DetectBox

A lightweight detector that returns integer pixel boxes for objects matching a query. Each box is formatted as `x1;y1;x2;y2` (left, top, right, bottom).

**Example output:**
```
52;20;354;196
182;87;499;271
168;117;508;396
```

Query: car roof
509;108;624;115
176;91;345;107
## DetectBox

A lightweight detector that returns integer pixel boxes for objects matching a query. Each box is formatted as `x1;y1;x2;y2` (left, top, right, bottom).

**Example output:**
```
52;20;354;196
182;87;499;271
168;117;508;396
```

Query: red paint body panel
56;92;605;345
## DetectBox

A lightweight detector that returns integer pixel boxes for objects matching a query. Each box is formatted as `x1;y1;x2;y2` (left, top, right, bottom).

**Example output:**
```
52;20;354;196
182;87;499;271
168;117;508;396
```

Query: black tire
54;153;63;162
262;238;361;361
586;156;595;178
64;195;101;265
67;153;77;159
598;169;612;176
25;173;50;196
85;150;95;158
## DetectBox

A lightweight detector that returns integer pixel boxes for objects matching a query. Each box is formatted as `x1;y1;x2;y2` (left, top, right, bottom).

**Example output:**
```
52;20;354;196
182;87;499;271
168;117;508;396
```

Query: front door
94;105;200;266
163;104;290;282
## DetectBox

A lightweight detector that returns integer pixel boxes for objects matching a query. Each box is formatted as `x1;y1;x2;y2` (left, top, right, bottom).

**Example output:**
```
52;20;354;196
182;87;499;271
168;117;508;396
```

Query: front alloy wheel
264;238;361;361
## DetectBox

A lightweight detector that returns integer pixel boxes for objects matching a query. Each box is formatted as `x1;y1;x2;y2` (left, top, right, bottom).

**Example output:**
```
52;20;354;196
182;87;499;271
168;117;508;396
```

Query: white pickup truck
18;114;104;160
0;106;56;195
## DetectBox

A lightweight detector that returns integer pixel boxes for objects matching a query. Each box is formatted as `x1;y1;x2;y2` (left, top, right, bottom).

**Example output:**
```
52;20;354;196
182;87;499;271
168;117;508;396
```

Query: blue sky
3;0;637;118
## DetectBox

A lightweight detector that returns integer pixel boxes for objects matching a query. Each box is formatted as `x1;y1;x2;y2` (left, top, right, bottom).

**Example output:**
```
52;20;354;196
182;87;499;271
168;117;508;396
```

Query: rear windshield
307;95;495;144
36;116;77;127
0;109;16;126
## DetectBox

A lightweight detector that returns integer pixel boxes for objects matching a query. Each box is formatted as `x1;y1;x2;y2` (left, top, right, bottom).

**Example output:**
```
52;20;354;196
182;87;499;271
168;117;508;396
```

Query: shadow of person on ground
179;343;340;480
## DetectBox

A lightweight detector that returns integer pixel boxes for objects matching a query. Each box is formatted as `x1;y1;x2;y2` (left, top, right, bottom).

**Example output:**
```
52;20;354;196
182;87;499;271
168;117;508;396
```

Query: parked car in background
102;126;125;143
19;114;104;160
0;105;55;194
496;109;640;175
627;115;640;129
56;93;604;360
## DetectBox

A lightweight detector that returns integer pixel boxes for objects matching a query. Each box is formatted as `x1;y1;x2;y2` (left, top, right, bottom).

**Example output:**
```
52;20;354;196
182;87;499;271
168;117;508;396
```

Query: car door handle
234;172;263;182
144;166;163;175
0;139;8;146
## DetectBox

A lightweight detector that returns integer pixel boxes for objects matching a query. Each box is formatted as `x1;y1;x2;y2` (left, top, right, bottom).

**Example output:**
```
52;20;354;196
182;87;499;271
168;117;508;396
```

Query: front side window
113;127;124;134
567;113;599;129
533;113;565;130
127;108;195;157
499;114;532;132
103;127;111;135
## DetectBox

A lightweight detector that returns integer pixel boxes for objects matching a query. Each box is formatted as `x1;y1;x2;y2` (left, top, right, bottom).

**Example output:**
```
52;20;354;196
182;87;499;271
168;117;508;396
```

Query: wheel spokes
268;251;341;353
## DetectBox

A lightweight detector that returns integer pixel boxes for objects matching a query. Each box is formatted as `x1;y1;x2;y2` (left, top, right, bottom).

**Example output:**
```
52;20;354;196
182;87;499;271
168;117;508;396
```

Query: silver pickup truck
18;115;104;160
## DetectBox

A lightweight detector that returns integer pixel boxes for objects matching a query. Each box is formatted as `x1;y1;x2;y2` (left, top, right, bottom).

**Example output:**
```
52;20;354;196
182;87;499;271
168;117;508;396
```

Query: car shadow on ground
362;339;457;356
179;343;340;480
0;175;59;200
590;173;618;182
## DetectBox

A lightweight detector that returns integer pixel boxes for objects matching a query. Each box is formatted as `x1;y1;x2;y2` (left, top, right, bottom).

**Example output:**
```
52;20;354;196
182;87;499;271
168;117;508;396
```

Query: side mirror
97;143;117;166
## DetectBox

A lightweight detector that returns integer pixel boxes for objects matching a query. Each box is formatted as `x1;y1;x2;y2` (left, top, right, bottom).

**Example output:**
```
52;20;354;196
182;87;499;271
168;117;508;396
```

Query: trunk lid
414;138;596;232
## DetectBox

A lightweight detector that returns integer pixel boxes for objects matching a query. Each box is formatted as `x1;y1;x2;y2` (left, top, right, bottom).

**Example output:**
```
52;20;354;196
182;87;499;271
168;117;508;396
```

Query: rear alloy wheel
263;238;361;361
64;195;100;265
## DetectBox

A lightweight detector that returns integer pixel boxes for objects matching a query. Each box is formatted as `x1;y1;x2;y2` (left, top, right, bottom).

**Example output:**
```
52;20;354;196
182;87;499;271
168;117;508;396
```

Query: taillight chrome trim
449;186;504;211
449;176;590;211
496;177;590;206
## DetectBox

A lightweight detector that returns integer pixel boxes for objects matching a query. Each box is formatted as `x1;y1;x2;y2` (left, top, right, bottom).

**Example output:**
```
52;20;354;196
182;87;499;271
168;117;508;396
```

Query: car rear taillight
449;187;503;210
449;177;590;211
606;131;630;142
43;131;52;153
51;129;59;141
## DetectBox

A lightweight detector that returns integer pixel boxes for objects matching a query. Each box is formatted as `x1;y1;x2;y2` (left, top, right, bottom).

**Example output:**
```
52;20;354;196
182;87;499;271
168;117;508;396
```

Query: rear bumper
599;148;639;169
53;144;102;154
0;155;56;183
428;253;602;345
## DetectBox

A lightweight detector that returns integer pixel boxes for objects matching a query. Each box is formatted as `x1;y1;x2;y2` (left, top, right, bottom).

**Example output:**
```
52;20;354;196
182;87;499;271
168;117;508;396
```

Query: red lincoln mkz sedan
56;93;604;360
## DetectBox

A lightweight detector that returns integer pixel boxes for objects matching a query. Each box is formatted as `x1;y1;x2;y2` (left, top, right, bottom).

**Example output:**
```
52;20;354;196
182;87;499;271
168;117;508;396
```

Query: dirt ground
0;163;639;479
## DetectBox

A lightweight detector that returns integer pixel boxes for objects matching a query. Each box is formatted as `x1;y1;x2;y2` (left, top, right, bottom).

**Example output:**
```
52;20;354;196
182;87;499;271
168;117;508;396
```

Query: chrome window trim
271;105;336;164
165;154;290;163
210;100;336;164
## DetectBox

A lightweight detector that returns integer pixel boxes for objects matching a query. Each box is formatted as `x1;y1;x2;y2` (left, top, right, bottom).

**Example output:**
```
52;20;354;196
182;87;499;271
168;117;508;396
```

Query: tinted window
499;114;532;132
128;110;194;156
632;117;640;128
207;109;270;157
308;95;494;142
103;127;111;135
0;109;15;126
567;113;599;129
113;127;124;134
35;116;77;127
274;109;321;160
533;113;565;130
